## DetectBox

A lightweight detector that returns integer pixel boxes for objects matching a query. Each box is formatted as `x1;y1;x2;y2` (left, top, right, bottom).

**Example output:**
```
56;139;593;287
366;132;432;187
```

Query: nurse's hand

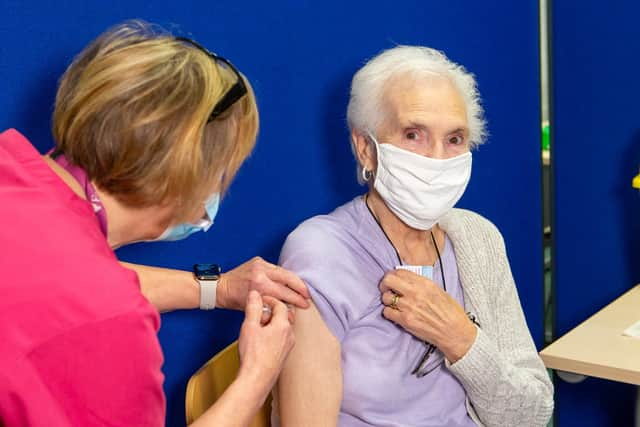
238;291;295;396
379;269;477;364
217;257;310;311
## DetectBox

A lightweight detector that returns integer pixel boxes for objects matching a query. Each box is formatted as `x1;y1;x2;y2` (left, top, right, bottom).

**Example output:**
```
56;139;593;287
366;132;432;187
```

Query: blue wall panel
552;1;640;425
1;1;542;425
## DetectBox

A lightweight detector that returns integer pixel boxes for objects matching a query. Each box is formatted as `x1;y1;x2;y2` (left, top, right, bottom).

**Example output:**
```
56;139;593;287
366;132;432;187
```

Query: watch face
193;263;221;280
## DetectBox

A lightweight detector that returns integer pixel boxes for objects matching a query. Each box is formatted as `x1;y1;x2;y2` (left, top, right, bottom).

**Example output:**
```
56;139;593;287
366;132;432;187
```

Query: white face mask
368;134;472;230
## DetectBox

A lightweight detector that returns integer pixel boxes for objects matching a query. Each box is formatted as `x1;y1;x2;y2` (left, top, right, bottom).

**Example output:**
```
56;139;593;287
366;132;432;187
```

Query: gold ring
390;293;400;310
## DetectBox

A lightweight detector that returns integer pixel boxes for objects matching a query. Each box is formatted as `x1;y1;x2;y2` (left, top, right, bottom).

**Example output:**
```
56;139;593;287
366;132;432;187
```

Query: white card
395;265;433;280
622;320;640;338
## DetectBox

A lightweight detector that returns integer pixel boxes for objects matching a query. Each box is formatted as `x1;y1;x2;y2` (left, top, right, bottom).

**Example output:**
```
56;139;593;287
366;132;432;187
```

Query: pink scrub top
0;129;165;426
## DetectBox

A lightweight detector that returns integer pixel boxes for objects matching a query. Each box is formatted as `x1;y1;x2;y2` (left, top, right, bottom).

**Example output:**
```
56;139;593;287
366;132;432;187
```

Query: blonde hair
53;20;258;222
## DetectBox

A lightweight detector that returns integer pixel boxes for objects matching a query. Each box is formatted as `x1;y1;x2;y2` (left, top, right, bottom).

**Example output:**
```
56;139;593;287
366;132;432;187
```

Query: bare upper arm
275;302;342;427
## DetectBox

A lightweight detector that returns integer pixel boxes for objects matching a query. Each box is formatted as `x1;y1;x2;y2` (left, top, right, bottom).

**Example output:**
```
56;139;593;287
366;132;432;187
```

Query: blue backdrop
552;1;640;426
1;1;542;426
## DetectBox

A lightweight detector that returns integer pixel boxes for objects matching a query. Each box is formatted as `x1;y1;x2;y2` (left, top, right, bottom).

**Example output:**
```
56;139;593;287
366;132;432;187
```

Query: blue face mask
155;193;220;242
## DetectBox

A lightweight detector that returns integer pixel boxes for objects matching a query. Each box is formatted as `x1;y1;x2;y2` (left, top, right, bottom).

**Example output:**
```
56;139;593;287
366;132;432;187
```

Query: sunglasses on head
175;37;248;122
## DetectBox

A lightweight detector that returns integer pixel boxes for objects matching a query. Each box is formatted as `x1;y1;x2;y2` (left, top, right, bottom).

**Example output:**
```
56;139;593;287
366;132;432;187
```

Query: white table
540;284;640;425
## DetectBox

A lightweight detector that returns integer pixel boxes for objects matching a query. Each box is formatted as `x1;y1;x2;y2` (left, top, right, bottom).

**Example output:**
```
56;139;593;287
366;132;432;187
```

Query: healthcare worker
0;20;308;426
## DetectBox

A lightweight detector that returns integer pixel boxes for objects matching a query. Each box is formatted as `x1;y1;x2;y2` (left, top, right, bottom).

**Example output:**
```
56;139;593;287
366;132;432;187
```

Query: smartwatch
193;263;221;310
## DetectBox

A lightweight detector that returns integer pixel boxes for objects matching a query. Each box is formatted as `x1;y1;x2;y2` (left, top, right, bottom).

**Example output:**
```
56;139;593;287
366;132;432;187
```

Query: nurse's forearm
189;371;270;427
120;262;199;312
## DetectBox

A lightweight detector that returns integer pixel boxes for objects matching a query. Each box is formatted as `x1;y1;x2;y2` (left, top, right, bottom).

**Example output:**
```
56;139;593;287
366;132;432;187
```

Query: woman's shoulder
441;208;502;238
439;208;506;256
281;198;364;258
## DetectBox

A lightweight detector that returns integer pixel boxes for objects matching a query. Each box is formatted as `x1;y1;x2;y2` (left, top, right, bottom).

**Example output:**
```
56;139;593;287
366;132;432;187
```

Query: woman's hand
216;257;310;311
237;291;296;396
190;292;294;426
379;269;477;363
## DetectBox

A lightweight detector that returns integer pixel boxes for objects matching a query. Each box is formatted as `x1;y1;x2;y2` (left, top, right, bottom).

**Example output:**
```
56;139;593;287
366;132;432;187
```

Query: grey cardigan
440;208;554;427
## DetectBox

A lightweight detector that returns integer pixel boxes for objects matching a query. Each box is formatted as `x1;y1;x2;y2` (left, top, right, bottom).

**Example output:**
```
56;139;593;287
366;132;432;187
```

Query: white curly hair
346;45;487;184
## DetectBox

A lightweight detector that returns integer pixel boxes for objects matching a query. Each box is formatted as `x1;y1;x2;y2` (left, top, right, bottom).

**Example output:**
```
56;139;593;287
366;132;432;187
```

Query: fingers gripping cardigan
440;208;554;427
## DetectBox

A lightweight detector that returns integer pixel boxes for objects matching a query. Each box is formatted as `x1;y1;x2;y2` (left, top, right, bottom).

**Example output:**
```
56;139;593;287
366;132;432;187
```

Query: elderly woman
274;46;554;426
0;21;307;426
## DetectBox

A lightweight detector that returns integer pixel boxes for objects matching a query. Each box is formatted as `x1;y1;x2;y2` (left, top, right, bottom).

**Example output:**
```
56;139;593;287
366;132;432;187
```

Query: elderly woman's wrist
442;322;477;363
